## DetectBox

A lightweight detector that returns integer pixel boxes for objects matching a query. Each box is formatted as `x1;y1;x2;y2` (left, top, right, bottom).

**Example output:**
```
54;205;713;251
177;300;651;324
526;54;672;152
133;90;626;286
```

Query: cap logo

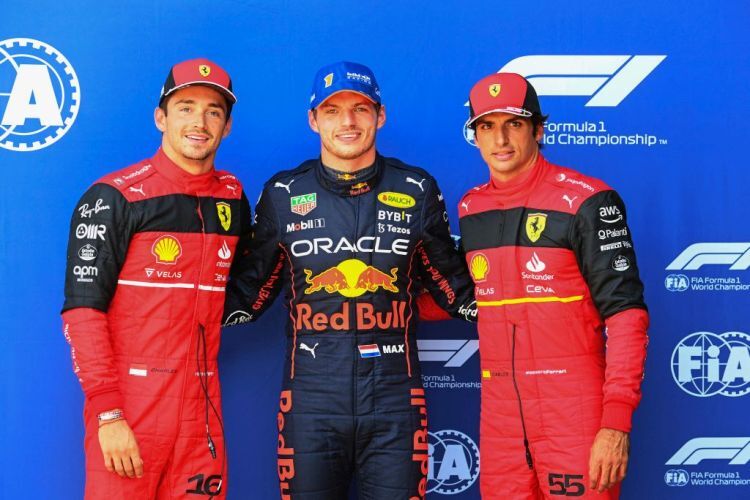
489;84;501;97
199;65;211;77
323;73;334;88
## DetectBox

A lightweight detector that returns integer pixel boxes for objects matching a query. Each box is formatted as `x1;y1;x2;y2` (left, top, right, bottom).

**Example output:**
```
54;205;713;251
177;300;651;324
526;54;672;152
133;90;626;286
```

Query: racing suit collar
315;153;383;197
152;147;217;193
488;153;547;197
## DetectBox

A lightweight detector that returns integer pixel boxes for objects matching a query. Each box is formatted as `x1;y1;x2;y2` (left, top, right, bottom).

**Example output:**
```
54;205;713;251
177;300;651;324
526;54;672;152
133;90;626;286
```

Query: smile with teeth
336;130;362;142
185;132;211;144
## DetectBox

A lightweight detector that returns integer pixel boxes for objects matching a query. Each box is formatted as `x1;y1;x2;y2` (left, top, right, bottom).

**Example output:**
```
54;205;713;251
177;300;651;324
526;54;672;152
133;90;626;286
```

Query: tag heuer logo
291;193;317;216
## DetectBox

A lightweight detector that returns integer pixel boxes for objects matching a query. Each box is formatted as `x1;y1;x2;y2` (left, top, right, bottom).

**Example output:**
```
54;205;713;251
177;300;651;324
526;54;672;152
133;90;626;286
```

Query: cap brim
161;81;237;104
465;106;532;128
313;89;377;109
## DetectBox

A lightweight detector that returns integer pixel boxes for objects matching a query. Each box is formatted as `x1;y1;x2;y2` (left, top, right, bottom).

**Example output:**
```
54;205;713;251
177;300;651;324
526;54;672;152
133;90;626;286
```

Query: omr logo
494;55;666;107
427;429;480;495
671;331;750;397
666;243;750;271
0;38;80;151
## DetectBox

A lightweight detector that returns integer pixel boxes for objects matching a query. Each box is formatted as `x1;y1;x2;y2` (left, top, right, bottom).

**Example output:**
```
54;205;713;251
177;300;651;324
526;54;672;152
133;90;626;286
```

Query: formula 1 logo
666;438;750;465
495;55;666;107
427;429;480;495
666;243;750;271
671;331;750;397
0;38;80;151
417;339;479;368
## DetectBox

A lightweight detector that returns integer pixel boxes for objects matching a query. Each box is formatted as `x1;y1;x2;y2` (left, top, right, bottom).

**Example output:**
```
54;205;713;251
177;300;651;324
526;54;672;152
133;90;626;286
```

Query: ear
154;107;166;133
308;109;319;134
222;115;233;139
376;105;386;129
534;122;544;142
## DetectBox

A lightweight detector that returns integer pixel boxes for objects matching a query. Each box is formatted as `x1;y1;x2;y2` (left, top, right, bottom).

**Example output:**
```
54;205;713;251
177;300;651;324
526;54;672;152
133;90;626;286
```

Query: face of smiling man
473;112;543;183
308;91;386;171
154;85;232;175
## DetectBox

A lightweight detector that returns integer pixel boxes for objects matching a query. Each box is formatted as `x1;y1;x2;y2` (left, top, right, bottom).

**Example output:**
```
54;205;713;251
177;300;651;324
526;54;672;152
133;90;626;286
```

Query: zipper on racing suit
511;323;534;470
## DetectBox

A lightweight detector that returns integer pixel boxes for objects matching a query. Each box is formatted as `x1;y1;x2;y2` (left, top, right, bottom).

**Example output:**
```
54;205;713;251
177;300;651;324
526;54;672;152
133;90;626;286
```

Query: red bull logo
303;259;398;297
295;301;407;332
277;390;294;500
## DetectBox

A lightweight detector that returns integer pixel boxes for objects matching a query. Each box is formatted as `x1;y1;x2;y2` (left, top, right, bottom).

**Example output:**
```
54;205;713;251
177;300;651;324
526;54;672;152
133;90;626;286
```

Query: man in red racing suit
458;73;649;499
61;59;247;499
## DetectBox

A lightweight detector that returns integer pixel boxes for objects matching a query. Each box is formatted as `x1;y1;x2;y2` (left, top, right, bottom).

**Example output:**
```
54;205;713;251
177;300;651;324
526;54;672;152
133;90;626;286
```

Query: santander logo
526;252;546;273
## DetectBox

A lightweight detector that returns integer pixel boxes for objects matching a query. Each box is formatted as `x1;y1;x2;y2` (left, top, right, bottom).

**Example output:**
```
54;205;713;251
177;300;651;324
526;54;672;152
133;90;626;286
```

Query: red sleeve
416;290;452;321
600;308;649;432
62;307;123;417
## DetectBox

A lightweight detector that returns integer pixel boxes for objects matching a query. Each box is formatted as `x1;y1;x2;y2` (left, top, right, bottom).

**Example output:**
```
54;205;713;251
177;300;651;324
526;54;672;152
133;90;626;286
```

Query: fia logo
0;38;80;151
427;429;480;495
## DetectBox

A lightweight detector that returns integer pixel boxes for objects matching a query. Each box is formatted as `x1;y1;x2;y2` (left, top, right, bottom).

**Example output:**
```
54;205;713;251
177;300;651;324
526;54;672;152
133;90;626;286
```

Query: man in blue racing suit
223;61;475;500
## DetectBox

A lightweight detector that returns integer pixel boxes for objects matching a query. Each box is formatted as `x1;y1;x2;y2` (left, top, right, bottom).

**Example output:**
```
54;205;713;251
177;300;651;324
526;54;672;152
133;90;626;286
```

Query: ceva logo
484;55;666;107
0;38;80;151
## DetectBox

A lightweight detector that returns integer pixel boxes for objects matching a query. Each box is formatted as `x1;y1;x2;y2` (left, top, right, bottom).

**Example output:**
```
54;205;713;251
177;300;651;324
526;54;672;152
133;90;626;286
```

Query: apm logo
667;243;750;271
0;38;80;151
417;339;479;367
671;331;750;397
427;429;480;495
496;55;665;107
666;438;750;465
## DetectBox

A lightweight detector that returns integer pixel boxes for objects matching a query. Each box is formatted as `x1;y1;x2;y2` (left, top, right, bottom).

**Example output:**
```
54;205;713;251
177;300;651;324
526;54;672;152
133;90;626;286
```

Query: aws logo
0;38;80;151
303;259;398;297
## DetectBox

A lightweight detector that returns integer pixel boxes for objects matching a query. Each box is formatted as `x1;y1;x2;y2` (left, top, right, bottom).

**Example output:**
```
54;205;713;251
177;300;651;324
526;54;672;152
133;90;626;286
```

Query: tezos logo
427;429;480;495
671;331;750;397
0;38;80;151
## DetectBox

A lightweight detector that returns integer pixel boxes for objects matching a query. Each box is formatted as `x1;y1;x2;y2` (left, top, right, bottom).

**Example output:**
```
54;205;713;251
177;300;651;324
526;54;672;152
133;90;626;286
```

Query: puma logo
274;179;295;193
129;184;145;196
562;194;578;208
461;200;471;211
300;342;319;358
406;176;426;192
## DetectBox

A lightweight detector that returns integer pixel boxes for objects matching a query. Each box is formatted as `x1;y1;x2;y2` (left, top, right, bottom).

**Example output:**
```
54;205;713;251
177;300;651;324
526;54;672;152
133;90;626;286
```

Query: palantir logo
493;55;666;107
0;38;80;151
427;429;480;495
671;331;750;397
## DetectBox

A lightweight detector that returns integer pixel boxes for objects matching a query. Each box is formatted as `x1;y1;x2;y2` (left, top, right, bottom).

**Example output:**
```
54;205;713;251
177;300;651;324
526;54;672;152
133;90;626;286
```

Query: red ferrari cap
466;73;541;128
159;58;236;104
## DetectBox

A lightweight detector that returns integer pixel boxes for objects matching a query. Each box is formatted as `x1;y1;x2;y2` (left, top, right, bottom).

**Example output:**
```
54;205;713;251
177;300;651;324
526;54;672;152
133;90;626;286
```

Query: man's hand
588;428;629;493
98;419;144;479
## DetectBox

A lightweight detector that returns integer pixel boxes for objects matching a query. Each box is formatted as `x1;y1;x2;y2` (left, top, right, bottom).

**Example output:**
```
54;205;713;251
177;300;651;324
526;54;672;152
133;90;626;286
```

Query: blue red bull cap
309;61;381;110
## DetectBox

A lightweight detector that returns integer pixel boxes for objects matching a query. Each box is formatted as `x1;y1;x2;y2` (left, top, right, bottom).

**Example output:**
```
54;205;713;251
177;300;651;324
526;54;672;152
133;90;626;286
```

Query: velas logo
490;55;666;107
469;253;489;282
216;202;231;231
378;192;415;209
525;213;547;243
0;38;80;151
152;235;182;264
427;429;480;495
303;259;398;297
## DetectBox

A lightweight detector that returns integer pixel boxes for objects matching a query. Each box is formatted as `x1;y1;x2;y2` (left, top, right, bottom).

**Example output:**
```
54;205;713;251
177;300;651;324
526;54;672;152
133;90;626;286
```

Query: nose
494;127;508;146
340;109;356;127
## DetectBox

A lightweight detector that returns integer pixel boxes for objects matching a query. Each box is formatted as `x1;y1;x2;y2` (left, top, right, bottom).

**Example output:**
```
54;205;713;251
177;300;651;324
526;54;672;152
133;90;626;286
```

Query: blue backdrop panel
1;1;749;498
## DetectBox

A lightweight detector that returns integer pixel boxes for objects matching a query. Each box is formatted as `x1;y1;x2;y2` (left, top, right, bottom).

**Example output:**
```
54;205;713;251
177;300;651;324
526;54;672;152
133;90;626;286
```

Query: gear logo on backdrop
0;38;80;152
671;331;750;397
427;429;480;495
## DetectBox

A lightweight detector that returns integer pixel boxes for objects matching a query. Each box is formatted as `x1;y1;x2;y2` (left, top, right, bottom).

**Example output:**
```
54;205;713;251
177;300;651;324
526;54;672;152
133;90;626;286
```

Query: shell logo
470;253;489;282
151;235;182;264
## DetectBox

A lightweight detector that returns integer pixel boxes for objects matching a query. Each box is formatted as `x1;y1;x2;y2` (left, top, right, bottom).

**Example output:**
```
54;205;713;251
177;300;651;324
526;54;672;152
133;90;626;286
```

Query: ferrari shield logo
216;202;231;231
199;64;211;77
489;84;501;97
525;213;547;243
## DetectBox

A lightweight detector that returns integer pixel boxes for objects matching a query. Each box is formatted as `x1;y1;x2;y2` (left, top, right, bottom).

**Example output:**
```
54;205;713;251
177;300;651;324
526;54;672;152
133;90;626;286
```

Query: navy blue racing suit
223;154;475;500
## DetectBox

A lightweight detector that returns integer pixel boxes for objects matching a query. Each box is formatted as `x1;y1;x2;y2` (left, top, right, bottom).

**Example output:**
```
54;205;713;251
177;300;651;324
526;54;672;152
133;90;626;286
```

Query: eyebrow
172;99;226;111
320;101;373;109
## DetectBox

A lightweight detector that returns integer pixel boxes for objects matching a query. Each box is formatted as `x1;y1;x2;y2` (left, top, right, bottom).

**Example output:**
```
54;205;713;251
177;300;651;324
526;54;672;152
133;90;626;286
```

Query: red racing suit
458;154;648;499
61;148;249;499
